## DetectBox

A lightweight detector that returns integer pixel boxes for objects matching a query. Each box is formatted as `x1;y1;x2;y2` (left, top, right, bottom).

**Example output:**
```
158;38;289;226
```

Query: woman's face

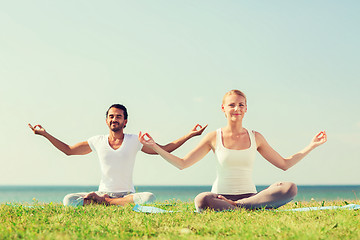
222;94;247;120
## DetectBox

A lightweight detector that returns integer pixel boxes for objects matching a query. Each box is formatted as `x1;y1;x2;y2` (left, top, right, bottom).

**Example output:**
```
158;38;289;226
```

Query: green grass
1;200;359;239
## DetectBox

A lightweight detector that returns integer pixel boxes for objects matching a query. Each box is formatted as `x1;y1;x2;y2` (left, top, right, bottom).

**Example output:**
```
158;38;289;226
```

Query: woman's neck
224;120;244;134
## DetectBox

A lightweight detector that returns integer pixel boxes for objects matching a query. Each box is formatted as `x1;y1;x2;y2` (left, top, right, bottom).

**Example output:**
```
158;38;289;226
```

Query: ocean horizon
1;185;359;204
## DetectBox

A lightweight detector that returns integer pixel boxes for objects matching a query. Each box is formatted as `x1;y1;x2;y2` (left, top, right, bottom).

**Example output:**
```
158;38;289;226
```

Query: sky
0;1;359;187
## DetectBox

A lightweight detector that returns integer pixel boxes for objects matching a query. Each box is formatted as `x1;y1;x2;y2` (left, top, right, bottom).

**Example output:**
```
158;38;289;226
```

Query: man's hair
106;104;128;120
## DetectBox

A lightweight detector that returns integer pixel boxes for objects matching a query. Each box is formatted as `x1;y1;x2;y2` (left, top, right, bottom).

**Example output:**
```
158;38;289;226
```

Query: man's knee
63;193;85;207
133;192;156;204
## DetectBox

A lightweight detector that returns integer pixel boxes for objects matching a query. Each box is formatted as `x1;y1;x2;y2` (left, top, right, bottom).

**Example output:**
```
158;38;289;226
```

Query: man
29;104;207;206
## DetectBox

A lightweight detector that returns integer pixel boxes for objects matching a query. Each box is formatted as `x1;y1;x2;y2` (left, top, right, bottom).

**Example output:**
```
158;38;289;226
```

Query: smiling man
29;104;207;207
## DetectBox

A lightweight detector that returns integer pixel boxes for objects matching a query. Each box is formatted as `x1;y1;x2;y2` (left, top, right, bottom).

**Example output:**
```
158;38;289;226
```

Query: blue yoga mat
132;204;360;213
282;204;360;212
133;204;175;213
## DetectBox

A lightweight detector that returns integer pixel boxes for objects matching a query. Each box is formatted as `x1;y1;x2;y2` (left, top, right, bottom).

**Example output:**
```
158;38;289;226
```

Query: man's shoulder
88;134;108;142
124;133;138;137
124;133;140;142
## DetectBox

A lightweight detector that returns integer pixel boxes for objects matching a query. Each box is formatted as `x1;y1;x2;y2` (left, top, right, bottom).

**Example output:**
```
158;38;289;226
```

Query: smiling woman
139;89;327;211
221;90;247;122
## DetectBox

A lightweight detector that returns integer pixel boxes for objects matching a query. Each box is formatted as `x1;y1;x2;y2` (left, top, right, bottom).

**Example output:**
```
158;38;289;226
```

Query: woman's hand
310;131;327;148
139;132;157;148
217;195;237;206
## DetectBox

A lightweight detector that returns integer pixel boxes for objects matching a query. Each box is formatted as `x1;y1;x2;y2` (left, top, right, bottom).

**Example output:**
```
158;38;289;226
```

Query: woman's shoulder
250;130;267;147
198;130;217;146
250;130;264;138
204;130;217;140
199;130;218;150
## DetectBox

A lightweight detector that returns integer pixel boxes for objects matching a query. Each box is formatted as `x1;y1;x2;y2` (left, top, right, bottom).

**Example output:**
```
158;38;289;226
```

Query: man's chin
111;127;122;132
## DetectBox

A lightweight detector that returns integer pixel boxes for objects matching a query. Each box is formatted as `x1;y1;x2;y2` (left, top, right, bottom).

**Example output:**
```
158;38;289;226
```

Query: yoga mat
282;204;360;212
133;204;175;213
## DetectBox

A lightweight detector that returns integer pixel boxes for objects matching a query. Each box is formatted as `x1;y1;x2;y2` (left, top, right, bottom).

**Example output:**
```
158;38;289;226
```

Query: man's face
106;107;127;132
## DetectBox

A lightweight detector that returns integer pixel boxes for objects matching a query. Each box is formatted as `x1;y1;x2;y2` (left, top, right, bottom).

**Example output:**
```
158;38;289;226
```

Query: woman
139;90;327;211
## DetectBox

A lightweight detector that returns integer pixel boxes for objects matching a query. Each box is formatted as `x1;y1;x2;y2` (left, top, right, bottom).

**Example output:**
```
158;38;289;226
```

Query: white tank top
211;128;257;195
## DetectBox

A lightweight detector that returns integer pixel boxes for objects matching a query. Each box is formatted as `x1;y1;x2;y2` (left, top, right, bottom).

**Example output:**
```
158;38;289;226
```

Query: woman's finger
144;133;152;141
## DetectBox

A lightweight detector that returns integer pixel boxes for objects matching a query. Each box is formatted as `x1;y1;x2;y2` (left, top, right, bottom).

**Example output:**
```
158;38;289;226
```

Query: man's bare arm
28;124;92;156
141;124;208;155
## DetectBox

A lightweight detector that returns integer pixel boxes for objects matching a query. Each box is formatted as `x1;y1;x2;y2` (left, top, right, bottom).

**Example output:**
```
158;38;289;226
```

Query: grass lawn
1;200;359;239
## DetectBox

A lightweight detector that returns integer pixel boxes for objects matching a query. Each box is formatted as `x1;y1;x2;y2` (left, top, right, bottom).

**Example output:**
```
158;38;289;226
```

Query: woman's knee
278;182;298;198
194;192;215;209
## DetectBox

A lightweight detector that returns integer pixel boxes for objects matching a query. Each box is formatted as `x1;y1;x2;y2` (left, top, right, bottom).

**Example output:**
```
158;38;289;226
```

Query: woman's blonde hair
222;90;247;104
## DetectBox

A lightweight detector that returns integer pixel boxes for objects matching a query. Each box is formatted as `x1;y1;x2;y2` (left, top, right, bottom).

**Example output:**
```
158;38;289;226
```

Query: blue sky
0;1;359;186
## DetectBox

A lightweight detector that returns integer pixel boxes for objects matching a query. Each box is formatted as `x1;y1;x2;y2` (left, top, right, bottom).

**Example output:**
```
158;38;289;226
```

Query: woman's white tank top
211;128;257;195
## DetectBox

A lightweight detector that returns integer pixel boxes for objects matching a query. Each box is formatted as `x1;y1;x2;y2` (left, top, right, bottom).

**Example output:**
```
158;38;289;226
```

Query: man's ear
124;119;128;128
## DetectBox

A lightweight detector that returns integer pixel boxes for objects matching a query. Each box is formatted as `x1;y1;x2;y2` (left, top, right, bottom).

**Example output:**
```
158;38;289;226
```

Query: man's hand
84;192;110;205
189;124;208;138
28;123;47;136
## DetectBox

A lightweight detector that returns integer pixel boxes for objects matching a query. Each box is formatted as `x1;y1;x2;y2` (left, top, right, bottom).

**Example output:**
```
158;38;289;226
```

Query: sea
0;185;359;204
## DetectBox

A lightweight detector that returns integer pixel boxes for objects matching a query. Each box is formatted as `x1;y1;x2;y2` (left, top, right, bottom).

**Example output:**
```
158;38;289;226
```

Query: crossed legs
194;182;298;212
63;191;156;207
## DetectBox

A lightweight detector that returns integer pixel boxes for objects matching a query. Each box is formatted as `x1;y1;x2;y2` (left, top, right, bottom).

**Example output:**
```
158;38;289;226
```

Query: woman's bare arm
256;131;327;171
139;131;215;170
